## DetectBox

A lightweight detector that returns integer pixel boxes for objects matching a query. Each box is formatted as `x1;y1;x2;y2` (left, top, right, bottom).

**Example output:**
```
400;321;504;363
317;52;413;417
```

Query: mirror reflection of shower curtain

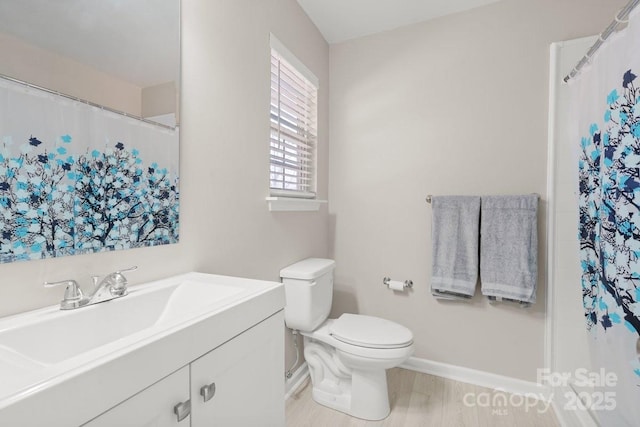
0;78;180;263
572;8;640;427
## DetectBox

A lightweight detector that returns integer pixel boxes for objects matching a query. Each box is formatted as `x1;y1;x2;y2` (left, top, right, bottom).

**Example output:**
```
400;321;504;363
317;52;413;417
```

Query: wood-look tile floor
285;368;559;427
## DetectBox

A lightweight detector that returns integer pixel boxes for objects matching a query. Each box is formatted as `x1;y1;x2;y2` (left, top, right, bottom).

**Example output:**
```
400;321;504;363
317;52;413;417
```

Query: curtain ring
615;14;629;24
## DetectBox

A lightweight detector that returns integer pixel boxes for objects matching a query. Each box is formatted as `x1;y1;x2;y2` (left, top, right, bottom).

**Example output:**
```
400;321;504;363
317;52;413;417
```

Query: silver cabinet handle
173;399;191;422
200;382;216;402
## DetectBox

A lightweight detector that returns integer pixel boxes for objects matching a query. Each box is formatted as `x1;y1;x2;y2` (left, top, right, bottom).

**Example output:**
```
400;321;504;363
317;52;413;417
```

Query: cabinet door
191;311;284;427
83;366;190;427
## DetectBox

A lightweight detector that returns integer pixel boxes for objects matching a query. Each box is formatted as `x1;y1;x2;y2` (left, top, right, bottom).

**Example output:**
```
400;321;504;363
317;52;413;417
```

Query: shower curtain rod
563;0;640;83
0;72;177;131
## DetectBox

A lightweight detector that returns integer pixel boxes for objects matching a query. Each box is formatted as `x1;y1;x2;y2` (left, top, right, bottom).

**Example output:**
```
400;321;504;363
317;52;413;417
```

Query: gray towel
480;195;538;304
430;196;480;299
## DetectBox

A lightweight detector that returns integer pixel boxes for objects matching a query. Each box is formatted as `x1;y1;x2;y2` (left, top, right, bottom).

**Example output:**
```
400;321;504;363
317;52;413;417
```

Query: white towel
430;196;480;299
480;195;538;305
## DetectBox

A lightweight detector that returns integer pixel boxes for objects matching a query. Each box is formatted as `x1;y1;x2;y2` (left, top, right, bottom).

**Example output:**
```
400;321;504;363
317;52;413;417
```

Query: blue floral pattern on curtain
578;69;640;363
0;136;179;262
0;75;180;263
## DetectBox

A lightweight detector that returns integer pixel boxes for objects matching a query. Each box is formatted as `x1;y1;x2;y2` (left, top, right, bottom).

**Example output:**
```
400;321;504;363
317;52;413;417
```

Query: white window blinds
270;40;318;198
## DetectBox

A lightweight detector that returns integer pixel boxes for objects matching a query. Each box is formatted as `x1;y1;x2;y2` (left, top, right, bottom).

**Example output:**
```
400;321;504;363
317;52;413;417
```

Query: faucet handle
112;266;137;295
44;279;85;310
92;266;138;297
91;266;138;285
92;266;138;278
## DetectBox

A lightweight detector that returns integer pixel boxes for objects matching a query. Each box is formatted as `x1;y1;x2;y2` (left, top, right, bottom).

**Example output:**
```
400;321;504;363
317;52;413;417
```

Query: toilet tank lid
280;258;335;280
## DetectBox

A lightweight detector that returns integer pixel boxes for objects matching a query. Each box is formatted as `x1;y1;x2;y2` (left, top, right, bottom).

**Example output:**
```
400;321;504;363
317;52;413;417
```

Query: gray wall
328;0;625;381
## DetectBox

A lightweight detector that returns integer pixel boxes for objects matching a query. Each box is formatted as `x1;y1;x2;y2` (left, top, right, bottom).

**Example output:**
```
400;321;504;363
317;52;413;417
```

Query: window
269;36;318;199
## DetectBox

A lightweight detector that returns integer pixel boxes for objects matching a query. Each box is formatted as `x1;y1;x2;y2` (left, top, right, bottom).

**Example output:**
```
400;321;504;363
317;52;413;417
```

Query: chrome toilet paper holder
383;277;413;289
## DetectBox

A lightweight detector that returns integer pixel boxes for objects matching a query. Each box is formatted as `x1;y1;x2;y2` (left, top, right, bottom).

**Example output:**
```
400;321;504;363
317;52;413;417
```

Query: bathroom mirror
0;0;180;127
0;1;181;263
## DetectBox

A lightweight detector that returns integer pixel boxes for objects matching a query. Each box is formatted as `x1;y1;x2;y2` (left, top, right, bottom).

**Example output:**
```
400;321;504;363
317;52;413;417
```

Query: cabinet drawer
83;366;190;427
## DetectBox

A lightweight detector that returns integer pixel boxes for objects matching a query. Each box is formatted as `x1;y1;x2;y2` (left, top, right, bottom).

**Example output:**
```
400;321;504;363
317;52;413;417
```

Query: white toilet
281;258;414;421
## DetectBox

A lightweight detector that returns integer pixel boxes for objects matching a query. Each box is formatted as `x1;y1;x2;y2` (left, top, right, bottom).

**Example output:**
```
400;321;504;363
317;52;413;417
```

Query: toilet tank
280;258;335;332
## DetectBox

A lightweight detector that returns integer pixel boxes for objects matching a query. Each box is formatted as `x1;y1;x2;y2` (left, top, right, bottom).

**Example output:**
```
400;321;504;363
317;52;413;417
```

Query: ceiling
0;0;179;88
0;1;501;85
296;0;502;44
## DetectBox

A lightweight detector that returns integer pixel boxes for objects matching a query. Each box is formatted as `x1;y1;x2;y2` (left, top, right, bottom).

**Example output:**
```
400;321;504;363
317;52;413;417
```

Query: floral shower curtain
0;78;179;262
575;8;640;426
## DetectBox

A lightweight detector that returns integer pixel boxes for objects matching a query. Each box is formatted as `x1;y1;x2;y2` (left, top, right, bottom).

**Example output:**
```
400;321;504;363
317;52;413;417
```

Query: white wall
181;0;330;370
142;82;177;119
328;0;626;381
0;0;330;372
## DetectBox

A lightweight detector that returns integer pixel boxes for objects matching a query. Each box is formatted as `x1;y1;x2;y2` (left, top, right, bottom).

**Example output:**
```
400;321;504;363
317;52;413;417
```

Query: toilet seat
301;319;414;361
329;314;413;349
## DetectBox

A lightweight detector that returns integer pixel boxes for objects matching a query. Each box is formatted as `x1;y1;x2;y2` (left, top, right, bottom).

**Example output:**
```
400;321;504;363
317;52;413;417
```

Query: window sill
266;197;327;212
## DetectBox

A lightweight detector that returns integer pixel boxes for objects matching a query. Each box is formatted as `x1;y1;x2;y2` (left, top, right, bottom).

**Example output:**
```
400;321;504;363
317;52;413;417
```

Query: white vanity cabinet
0;273;285;427
190;311;284;426
83;312;284;427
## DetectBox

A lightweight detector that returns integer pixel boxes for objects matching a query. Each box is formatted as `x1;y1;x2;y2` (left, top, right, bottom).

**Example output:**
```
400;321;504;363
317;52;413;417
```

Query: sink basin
0;280;245;365
0;272;283;416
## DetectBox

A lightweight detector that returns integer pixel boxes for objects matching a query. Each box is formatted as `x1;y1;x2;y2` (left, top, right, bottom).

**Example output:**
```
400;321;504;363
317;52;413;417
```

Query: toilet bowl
281;258;414;421
300;315;414;420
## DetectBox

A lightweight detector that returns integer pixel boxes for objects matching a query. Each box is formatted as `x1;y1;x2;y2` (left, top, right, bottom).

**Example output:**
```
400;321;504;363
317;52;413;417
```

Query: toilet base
311;368;391;420
304;338;392;421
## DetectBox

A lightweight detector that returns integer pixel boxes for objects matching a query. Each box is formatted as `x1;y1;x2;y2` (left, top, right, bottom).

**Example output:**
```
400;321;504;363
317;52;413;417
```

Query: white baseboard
284;362;309;400
288;357;553;404
400;357;552;400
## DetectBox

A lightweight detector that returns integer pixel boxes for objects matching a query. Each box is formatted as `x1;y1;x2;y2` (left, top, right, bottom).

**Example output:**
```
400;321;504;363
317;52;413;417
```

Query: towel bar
425;194;540;204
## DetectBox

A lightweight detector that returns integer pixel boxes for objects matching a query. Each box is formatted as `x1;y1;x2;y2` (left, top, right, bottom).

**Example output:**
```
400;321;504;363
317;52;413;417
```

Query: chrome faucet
43;279;85;310
44;266;138;310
